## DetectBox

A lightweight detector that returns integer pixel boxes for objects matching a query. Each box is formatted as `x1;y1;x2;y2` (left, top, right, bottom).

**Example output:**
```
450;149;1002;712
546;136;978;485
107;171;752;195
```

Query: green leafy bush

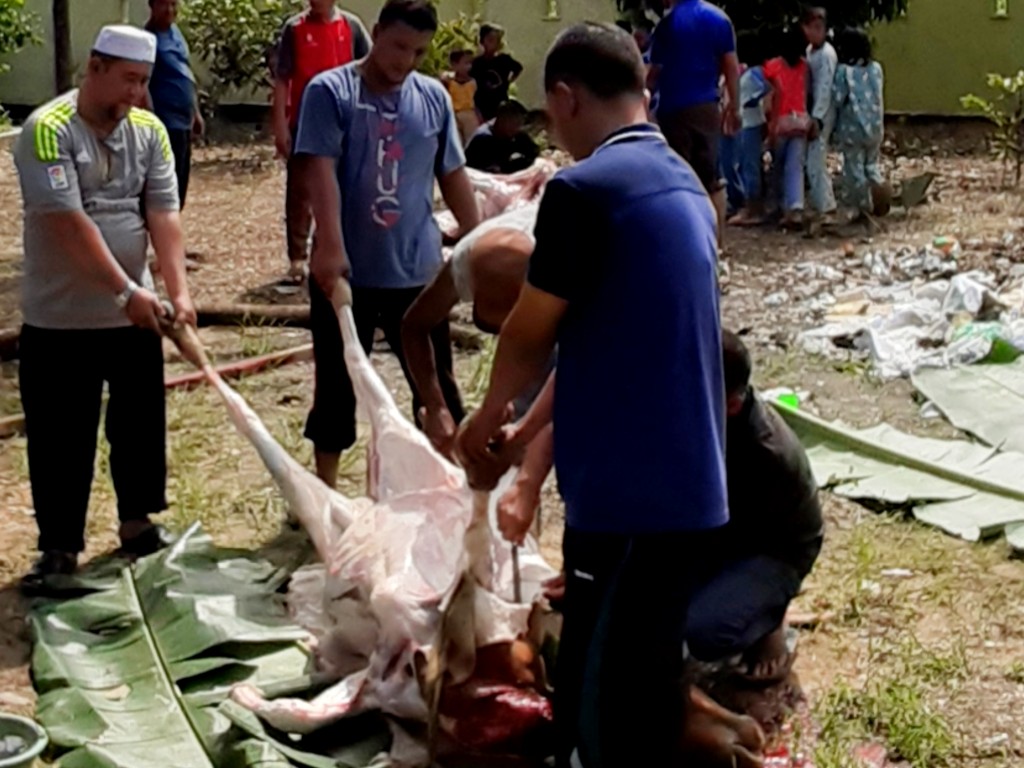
0;0;40;75
179;0;303;104
962;71;1024;187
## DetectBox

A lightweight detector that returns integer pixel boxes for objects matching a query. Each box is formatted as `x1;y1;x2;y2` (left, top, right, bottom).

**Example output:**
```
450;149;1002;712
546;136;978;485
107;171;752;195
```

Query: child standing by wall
764;28;812;228
803;6;838;218
471;23;524;122
833;27;885;216
727;31;770;225
443;49;480;145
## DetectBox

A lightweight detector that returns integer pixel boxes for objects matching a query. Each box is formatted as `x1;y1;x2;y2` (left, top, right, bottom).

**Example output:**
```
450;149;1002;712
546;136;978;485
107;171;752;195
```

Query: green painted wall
344;0;617;106
873;0;1024;115
0;0;148;107
4;0;1019;115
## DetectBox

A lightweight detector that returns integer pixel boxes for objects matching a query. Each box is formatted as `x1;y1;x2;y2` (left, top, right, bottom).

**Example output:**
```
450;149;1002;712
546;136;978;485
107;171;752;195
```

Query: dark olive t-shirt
470;53;523;120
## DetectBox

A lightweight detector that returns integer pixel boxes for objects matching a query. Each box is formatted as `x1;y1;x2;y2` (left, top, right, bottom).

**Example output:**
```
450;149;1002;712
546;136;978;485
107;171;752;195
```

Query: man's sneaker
21;551;78;593
118;524;176;560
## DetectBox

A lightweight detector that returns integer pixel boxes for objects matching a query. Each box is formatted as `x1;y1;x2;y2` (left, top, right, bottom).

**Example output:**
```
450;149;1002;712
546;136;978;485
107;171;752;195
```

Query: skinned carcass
165;290;557;764
435;159;556;242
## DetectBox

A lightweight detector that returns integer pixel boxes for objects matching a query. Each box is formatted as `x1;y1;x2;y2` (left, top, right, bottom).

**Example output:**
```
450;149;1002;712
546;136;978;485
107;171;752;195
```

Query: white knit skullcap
92;25;157;64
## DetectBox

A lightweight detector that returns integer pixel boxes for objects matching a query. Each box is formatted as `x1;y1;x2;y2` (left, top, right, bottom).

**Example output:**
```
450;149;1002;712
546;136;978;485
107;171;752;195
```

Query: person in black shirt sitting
470;23;524;120
465;100;540;174
685;330;824;683
466;99;540;176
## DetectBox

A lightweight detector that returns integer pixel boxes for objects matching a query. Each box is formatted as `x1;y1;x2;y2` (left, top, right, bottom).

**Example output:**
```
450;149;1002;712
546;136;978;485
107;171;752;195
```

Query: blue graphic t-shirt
294;64;466;289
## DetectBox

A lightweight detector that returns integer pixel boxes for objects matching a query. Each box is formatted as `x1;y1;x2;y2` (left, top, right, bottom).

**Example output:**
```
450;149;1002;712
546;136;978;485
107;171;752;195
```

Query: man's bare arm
305;155;349;297
272;80;292;157
438;166;481;240
402;264;462;454
147;209;196;325
508;370;554;449
721;51;741;134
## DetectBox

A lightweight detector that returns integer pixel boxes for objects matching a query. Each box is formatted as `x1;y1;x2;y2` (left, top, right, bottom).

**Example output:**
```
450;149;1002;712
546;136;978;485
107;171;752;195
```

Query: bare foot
680;686;767;767
741;623;794;684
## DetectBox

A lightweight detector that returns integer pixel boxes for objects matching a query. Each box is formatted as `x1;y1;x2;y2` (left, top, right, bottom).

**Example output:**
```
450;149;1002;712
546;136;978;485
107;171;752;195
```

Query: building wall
0;0;147;107
872;0;1024;115
345;0;616;106
3;0;1019;115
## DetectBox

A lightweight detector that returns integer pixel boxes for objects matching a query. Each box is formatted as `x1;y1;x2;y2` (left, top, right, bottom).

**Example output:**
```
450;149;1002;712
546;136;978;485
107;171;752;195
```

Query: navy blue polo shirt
148;24;195;131
528;124;728;534
651;0;736;114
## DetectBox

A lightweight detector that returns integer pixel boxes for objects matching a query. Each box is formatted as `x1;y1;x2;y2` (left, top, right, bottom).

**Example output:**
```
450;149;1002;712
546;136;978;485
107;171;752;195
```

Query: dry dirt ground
0;139;1023;767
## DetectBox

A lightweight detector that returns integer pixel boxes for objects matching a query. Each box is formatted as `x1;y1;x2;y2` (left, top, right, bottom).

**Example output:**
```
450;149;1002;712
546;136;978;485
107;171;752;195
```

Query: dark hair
736;30;763;67
780;26;807;67
634;17;655;34
722;330;752;397
801;5;826;24
480;23;504;43
449;48;473;64
378;0;438;33
615;19;633;33
495;99;528;120
836;26;872;65
544;22;645;100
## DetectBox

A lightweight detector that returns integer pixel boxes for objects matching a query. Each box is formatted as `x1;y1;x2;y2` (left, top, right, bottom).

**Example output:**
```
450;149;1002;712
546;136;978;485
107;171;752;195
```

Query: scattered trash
799;268;1024;379
765;291;791;307
881;568;914;579
0;735;26;759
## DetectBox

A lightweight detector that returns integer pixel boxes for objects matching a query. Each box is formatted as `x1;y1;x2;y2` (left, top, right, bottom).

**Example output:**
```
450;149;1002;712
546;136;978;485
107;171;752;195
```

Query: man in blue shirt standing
649;0;740;243
457;22;764;768
145;0;203;207
295;0;480;487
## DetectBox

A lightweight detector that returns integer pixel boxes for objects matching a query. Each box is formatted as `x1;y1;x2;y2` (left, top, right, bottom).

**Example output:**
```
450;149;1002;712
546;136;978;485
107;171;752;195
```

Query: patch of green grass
237;324;278;359
1006;661;1024;685
814;635;958;768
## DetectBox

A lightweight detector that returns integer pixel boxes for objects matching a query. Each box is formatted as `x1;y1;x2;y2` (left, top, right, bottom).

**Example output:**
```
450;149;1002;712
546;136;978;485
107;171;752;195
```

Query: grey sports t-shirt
14;90;179;329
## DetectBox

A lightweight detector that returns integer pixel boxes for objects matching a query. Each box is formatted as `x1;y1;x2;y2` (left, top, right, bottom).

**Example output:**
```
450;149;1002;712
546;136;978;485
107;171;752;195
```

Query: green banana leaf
773;403;1024;549
912;361;1024;455
30;526;321;768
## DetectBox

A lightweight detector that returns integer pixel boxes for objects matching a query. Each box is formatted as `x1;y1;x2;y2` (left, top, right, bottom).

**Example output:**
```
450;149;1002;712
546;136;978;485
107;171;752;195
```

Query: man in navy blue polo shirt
456;22;764;768
146;0;203;207
649;0;739;242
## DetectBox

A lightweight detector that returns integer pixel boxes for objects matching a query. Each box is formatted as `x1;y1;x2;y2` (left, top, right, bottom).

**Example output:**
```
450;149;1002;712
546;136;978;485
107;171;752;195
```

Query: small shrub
961;71;1024;187
0;0;40;74
179;0;304;106
419;13;480;79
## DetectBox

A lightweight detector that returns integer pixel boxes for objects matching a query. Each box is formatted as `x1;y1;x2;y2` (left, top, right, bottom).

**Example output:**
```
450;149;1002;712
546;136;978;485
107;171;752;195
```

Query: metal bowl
0;714;48;768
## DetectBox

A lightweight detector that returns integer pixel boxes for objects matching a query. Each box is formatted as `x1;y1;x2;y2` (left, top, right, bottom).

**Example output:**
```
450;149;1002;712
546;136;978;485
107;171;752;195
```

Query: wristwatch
115;279;139;309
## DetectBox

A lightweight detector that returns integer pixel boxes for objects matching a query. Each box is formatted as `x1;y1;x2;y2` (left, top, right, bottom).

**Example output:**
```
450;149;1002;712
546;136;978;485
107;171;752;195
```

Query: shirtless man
402;206;555;525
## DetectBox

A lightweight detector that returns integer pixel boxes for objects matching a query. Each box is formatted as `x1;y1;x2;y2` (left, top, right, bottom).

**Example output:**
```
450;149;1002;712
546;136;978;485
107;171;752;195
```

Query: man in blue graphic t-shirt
294;0;480;487
457;22;765;768
145;0;203;207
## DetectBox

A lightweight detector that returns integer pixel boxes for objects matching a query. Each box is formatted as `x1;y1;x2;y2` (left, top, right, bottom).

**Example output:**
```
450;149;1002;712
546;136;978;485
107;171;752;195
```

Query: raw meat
165;291;557;763
435;159;557;242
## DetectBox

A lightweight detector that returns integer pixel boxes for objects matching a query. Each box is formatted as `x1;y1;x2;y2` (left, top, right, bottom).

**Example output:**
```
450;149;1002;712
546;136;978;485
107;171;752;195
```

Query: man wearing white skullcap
13;24;197;589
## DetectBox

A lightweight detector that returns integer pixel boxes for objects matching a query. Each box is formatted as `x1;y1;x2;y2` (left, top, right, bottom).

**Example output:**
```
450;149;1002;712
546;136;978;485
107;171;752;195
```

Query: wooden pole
52;0;72;94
